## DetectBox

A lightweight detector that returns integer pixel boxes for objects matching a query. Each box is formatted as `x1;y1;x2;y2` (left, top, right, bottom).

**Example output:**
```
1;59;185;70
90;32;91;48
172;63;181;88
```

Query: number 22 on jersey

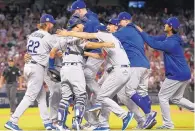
27;40;40;54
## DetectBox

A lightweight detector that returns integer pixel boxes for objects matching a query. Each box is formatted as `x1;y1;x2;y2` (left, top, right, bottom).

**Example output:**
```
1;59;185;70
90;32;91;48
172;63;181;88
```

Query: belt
62;62;80;66
106;65;130;73
30;61;45;68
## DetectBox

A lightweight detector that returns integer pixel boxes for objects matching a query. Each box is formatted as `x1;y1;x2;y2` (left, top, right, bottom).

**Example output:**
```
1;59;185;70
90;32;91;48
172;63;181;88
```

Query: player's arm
84;51;104;59
49;47;58;69
85;42;115;49
0;75;5;88
56;29;97;39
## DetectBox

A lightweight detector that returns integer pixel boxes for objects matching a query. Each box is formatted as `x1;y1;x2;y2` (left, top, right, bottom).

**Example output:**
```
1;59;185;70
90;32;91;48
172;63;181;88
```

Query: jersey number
27;40;40;53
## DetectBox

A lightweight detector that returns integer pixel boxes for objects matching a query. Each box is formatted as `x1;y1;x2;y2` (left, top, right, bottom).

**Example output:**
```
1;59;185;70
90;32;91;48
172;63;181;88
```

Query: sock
58;104;69;126
131;93;150;114
143;95;151;111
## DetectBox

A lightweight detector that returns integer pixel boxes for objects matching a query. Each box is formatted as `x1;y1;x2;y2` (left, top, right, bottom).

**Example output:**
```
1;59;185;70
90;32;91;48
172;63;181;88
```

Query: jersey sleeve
16;68;21;76
2;68;8;77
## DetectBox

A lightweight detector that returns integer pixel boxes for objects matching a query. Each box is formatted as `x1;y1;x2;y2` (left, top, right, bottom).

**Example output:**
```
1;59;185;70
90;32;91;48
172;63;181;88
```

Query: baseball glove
47;69;61;82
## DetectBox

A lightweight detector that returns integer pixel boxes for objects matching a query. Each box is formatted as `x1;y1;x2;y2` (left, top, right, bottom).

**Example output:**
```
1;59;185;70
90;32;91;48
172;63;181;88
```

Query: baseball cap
40;14;56;24
68;0;86;12
163;17;180;30
67;17;84;30
106;18;119;26
118;12;132;20
95;25;107;32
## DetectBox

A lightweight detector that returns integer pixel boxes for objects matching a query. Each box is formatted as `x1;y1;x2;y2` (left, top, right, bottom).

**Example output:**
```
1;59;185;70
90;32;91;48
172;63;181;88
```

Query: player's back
95;32;130;66
27;30;55;66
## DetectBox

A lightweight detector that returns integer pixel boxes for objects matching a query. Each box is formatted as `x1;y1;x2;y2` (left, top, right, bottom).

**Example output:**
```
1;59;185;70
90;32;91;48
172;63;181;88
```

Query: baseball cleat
122;112;134;130
146;119;157;129
142;111;157;129
93;126;110;131
88;104;102;112
44;123;57;130
56;124;70;131
4;121;22;131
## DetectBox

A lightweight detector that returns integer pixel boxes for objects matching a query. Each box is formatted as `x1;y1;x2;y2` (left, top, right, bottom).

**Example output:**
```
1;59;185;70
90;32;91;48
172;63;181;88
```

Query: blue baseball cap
95;25;107;32
67;17;84;30
118;12;132;20
68;0;86;12
40;14;56;24
163;17;180;30
107;18;119;26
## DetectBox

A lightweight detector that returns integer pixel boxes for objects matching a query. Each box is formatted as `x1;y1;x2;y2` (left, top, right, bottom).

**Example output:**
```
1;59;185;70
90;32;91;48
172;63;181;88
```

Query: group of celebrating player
4;0;194;131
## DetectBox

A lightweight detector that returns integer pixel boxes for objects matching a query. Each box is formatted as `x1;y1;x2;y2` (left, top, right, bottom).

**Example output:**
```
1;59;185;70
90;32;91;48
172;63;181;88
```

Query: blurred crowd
0;1;194;92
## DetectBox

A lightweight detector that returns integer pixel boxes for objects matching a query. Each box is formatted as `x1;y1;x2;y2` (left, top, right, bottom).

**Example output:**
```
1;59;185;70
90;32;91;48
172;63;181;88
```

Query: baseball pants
96;66;131;119
158;78;195;128
44;72;61;123
6;82;18;113
84;57;104;125
10;63;51;124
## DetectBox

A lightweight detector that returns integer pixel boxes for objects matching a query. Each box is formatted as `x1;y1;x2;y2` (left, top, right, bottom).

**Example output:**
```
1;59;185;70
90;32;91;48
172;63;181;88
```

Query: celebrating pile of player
4;0;194;131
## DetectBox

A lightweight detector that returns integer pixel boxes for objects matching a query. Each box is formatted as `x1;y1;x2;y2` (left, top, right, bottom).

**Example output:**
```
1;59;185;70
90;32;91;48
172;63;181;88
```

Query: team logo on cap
46;18;50;21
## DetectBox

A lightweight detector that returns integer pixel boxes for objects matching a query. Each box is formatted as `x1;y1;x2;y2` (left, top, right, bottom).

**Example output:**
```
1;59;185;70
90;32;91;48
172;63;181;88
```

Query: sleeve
84;21;97;33
2;68;7;77
95;32;114;43
16;68;21;76
150;34;167;41
79;40;88;49
47;35;59;48
140;32;174;52
112;28;125;40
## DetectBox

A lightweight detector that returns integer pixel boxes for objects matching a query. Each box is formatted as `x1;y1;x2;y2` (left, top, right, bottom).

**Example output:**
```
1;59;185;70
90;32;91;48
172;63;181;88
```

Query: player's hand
56;51;63;58
56;29;69;36
24;53;31;63
135;25;143;32
104;42;115;48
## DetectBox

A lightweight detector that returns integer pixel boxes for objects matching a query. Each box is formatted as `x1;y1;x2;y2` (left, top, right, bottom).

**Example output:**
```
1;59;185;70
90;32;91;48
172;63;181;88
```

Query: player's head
95;24;107;33
118;12;132;27
37;14;56;31
8;57;14;67
68;0;87;17
67;17;84;32
163;17;180;34
106;18;119;33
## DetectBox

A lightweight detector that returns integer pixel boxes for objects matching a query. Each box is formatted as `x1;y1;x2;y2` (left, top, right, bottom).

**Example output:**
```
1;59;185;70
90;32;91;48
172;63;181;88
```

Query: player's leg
36;87;54;128
83;58;104;127
56;66;73;130
44;73;61;123
117;87;145;128
9;83;17;114
5;64;44;130
170;80;194;112
71;65;87;130
157;78;186;129
93;67;134;130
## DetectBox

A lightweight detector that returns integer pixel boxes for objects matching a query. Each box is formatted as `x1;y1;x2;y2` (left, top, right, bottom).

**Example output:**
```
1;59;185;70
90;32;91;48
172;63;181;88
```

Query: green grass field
0;105;194;130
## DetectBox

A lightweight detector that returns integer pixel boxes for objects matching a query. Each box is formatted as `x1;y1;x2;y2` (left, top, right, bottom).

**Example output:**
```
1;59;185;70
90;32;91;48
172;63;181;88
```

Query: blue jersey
113;23;150;68
82;10;101;53
140;32;191;81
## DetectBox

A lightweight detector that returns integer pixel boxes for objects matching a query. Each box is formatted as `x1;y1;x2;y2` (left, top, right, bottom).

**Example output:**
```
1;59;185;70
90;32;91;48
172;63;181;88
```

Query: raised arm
56;29;97;39
85;42;115;49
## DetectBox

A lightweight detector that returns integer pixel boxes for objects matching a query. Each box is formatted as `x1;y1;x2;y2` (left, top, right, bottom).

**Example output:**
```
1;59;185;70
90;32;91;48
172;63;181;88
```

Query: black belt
106;65;130;73
67;50;84;56
62;62;80;66
30;61;45;68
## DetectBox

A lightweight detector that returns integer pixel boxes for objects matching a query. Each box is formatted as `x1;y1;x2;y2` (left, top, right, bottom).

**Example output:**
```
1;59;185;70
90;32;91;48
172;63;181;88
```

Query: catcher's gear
47;69;61;82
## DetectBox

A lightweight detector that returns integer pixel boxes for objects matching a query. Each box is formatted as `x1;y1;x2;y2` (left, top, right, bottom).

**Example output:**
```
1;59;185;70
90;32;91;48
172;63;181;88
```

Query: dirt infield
0;105;194;130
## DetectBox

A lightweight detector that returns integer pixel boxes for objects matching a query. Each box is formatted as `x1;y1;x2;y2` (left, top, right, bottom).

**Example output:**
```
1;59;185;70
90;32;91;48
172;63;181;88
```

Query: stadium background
0;0;194;130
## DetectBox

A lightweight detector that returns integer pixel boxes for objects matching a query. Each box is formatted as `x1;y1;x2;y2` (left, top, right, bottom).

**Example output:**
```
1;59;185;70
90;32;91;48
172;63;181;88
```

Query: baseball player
113;12;157;129
49;17;114;131
136;17;195;129
95;19;145;130
56;29;135;131
5;14;57;131
68;1;103;128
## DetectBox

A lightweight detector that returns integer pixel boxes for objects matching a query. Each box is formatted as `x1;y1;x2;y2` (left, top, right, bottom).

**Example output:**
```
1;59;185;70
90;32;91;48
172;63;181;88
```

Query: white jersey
95;32;130;66
27;30;57;66
55;36;86;65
